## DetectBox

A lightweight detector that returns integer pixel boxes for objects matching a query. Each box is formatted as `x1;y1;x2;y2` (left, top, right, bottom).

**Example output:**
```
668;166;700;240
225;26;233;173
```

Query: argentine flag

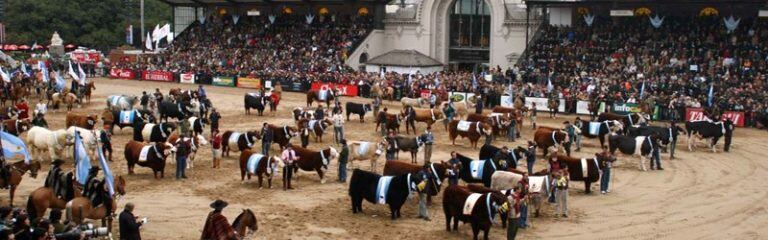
38;61;49;83
21;62;30;77
97;141;115;195
74;131;92;185
0;131;32;164
0;67;10;83
54;71;66;91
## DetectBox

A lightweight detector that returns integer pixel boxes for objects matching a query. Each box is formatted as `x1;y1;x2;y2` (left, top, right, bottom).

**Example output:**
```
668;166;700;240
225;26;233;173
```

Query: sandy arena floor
3;78;767;239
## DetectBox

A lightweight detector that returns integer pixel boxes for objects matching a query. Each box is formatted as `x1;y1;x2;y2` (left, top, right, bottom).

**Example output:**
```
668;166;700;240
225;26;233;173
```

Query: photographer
119;203;143;240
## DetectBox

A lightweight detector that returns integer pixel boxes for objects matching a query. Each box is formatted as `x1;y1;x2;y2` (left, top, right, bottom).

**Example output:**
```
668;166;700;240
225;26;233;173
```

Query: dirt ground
4;78;768;239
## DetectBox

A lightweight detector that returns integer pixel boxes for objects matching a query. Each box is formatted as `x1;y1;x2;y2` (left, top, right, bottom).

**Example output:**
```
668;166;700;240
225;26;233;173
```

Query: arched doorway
448;0;491;71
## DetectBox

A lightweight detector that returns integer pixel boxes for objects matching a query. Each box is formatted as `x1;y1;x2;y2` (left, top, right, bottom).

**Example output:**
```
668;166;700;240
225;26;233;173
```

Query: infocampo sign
611;103;641;114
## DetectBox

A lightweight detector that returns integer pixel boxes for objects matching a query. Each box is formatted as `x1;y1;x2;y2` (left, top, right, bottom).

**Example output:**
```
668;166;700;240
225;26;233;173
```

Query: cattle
345;102;372;123
685;120;734;152
51;92;78;111
291;146;339;184
533;127;569;157
268;124;299;150
456;153;499;187
187;116;206;136
124;140;176;178
221;130;260;157
297;118;333;143
25;127;74;162
442;185;508;240
101;108;153;134
394;135;425;163
382;161;448;197
609;133;661;171
65;113;98;130
578;120;623;147
238;150;283;189
478;144;527;169
628;125;685;147
376;112;402;134
2;119;31;136
348;140;387;172
349;169;424;219
0;107;18;120
400;97;429;108
167;132;208;169
158;100;192;122
65;127;100;160
306;89;336;107
134;122;177;143
467;113;510;137
291;107;315;122
106;95;138;111
244;93;270;116
403;108;444;134
440;101;469;119
447;120;492;149
267;91;281;114
597;112;649;133
555;154;608;194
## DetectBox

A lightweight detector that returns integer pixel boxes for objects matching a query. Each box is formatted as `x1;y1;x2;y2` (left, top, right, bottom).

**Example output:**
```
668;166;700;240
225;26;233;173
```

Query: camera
80;223;110;238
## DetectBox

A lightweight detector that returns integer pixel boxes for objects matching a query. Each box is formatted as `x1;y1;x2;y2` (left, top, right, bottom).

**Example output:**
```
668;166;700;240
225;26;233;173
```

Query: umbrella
18;45;30;50
5;44;18;51
32;45;45;50
65;44;76;49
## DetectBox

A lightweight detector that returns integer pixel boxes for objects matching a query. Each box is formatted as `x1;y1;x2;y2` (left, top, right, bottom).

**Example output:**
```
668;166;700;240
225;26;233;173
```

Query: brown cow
221;130;260;157
376;112;401;134
533;127;569;157
403;108;444;134
466;113;509;137
292;146;339;184
2;119;31;136
269;124;299;150
447;120;492;148
238;150;282;189
51;92;78;111
297;118;333;143
124;140;176;178
306;89;336;107
492;106;525;136
65;112;98;130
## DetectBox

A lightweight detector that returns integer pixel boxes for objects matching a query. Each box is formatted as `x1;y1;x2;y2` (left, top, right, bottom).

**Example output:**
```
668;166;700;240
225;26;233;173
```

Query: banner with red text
180;73;195;84
108;68;136;79
310;82;359;97
685;108;744;127
70;52;101;63
141;70;174;82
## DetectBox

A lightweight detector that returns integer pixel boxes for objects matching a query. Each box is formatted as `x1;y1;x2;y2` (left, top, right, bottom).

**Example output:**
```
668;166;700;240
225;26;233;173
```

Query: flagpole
140;0;145;44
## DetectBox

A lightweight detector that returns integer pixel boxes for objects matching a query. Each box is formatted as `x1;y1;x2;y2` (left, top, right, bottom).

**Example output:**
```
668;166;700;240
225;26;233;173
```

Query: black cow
478;144;527;170
628;125;685;146
349;169;423;219
685;119;734;152
609;133;660;171
244;94;270;116
457;153;499;187
345;102;372;123
394;135;425;163
579;120;623;147
158;100;192;122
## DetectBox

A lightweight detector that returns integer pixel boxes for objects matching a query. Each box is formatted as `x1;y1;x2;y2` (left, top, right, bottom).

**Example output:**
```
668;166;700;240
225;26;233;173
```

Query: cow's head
481;123;493;136
609;120;624;133
328;146;339;160
375;140;387;156
195;134;209;147
162;142;177;156
16;119;31;132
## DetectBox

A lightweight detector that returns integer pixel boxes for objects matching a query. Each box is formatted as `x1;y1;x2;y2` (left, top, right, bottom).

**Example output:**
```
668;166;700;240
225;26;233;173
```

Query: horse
0;160;41;206
27;172;79;221
51;92;78;111
232;209;259;239
64;177;127;231
83;82;95;103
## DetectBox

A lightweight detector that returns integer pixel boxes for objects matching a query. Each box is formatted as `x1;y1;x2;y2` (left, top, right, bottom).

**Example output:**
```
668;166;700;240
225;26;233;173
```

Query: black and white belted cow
579;120;624;147
349;169;425;219
221;130;261;157
608;133;661;171
629;124;686;156
685;119;734;152
187;117;206;136
345;102;372;123
134;122;177;142
598;112;650;134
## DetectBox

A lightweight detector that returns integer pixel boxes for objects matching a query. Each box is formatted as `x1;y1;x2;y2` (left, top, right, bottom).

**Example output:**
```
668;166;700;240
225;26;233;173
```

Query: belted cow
348;140;387;172
166;132;208;168
268;124;299;150
3;118;31;136
598;112;649;133
134;122;176;143
345;102;372;123
456;153;499;187
685;119;734;152
608;133;661;171
554;154;609;193
382;161;448;197
448;120;492;149
124;140;176;178
478;144;527;170
221;130;260;156
578;120;623;147
291;107;315;122
442;185;508;240
158;100;192;122
105;95;138;112
628;125;685;157
298;118;333;143
101;109;153;134
533;127;569;157
467;113;510;137
292;146;338;184
403;108;444;134
238;150;282;189
306;89;336;107
244;93;270;116
349;169;424;219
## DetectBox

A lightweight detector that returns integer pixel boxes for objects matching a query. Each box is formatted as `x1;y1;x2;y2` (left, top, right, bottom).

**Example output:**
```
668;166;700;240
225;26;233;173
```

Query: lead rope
486;193;495;223
430;163;441;186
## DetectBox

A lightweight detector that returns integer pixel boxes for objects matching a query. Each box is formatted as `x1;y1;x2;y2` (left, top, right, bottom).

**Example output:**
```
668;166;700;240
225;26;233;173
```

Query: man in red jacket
201;199;238;240
15;98;29;120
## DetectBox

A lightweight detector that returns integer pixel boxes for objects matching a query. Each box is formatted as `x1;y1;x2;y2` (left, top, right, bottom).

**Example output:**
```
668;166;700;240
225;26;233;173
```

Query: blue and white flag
96;141;115;195
67;60;79;82
54;71;66;91
74;131;92;185
547;76;554;92
38;61;49;83
20;62;30;77
434;74;440;87
707;84;714;107
77;63;87;85
0;131;31;164
0;67;10;83
639;80;646;98
232;15;240;25
472;73;478;89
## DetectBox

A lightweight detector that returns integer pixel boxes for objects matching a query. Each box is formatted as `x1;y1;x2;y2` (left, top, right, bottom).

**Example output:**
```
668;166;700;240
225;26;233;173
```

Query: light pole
140;0;145;43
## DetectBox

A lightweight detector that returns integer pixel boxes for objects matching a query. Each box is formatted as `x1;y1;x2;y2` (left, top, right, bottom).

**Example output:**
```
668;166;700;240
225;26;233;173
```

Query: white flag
0;67;10;83
77;63;87;85
68;60;80;82
145;32;153;51
151;24;161;42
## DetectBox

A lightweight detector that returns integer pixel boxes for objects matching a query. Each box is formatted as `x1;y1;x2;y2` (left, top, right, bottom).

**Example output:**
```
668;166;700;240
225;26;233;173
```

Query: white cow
348;140;387;173
65;126;101;160
25;127;74;162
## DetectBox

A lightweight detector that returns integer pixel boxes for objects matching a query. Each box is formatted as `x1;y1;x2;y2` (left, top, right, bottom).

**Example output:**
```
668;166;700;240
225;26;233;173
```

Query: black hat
51;159;65;166
88;166;101;173
210;199;228;210
340;139;347;145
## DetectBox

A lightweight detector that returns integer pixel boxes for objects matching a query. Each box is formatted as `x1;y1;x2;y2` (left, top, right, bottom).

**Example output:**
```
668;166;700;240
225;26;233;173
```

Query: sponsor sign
576;101;591;115
180;73;195;84
525;97;565;112
687;108;745;127
722;111;745;127
213;76;235;87
108;68;135;79
238;77;262;89
310;82;359;97
141;70;174;82
611;103;641;115
70;52;101;63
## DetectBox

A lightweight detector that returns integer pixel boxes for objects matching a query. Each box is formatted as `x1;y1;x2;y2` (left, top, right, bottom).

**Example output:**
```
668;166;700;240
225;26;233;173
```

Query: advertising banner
213;76;235;87
237;77;262;89
688;108;744;127
70;52;101;63
525;97;565;112
611;103;641;115
108;68;135;79
722;111;745;127
180;73;195;84
141;70;174;82
310;82;359;97
576;101;591;115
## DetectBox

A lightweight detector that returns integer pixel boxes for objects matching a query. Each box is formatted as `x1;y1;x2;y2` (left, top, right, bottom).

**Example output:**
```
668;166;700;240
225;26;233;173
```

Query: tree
5;0;170;51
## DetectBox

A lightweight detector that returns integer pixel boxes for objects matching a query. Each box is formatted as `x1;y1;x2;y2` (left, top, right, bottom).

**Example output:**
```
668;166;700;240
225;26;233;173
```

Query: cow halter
627;114;634;126
152;144;164;158
593;157;600;171
283;126;291;139
159;123;167;138
14;120;20;134
510;150;518;163
668;128;674;142
243;133;253;147
485;193;496;223
551;131;559;145
429;163;442;186
476;122;482;134
320;149;328;166
646;136;654;151
406;173;415;194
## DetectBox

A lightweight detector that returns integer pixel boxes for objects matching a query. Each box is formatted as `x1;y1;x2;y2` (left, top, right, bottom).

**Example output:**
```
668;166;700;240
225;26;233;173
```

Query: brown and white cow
268;124;299;150
297;118;333;143
167;132;208;169
292;146;339;184
440;101;470;119
65;112;98;130
124;140;176;178
376;112;401;134
403;108;444;134
221;130;260;157
2;118;31;136
533;127;569;157
466;113;510;137
238;150;283;189
447;120;492;149
348;140;387;172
